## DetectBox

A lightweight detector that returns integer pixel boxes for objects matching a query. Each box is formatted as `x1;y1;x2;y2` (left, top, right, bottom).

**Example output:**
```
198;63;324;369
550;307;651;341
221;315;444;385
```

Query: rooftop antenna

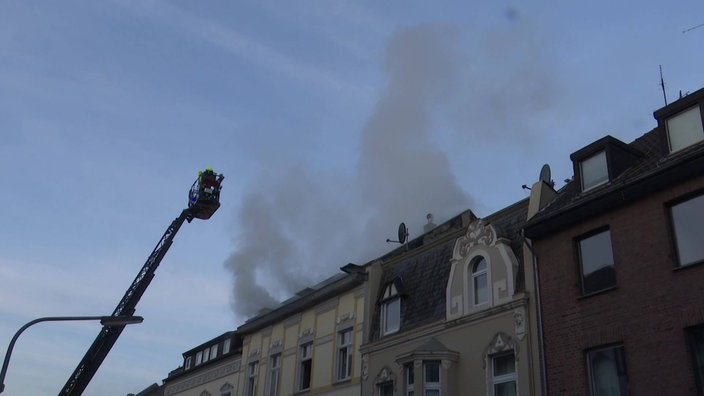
660;65;668;106
683;22;704;34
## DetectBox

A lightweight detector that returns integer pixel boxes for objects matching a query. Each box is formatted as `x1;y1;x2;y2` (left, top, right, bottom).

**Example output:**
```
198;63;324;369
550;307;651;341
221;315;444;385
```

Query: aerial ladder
59;169;224;395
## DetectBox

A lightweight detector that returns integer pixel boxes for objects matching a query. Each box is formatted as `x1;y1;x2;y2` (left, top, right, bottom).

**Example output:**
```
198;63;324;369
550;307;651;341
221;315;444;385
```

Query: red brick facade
533;174;704;395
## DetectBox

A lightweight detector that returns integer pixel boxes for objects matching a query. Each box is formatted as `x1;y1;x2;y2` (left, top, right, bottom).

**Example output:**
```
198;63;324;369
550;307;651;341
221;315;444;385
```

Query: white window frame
223;338;231;354
247;361;258;396
195;351;203;366
580;150;609;191
423;361;440;396
491;353;517;396
667;105;704;152
406;363;415;396
185;356;192;370
336;328;353;381
210;344;218;360
471;257;488;306
380;283;400;336
203;347;210;362
298;343;313;391
268;353;281;396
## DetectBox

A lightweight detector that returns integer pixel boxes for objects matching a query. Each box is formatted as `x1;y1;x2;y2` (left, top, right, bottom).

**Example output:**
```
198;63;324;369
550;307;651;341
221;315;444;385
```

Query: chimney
424;213;437;233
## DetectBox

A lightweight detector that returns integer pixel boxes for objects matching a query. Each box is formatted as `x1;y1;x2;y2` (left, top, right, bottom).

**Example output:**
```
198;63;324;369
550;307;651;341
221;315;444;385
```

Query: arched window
472;257;488;305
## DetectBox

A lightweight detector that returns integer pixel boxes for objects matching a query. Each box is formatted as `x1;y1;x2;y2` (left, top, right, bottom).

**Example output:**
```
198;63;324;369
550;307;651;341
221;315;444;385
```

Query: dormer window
380;283;400;336
666;105;704;152
580;151;608;191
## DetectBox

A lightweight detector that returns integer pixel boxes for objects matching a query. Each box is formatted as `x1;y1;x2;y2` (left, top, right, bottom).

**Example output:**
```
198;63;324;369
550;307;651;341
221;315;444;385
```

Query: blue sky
1;1;703;394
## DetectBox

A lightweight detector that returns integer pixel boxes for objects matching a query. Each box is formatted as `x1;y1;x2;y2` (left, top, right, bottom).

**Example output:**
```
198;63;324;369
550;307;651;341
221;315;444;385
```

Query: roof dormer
570;135;643;193
654;88;704;154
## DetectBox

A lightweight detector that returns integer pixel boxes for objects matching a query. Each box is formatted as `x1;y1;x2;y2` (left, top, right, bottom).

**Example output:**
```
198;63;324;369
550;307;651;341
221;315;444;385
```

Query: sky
0;1;703;394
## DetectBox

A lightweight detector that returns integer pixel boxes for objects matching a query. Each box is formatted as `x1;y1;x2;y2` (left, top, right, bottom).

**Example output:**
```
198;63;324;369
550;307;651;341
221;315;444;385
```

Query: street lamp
0;315;143;394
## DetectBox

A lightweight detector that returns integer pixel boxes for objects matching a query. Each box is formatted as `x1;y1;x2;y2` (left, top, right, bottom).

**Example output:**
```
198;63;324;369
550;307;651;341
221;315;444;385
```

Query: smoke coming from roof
223;21;555;319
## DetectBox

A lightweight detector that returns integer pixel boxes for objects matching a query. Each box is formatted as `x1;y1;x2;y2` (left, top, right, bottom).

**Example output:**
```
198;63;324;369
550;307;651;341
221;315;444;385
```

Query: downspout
523;234;548;396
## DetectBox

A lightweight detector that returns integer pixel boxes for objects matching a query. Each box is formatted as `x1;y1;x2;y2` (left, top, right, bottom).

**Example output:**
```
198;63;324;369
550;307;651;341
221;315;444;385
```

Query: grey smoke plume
223;21;554;319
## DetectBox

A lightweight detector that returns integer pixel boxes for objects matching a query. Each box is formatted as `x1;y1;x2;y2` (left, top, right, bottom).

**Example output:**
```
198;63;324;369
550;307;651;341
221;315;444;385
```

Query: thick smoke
223;21;553;319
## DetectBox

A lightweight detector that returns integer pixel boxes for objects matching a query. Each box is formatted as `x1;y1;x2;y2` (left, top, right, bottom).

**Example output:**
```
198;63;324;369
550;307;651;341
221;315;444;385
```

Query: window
247;361;258;396
578;229;616;295
380;283;400;336
581;151;609;191
671;194;704;266
667;105;704;152
195;351;203;366
223;338;232;354
185;356;192;370
298;343;313;391
268;354;281;396
336;329;353;381
423;362;440;396
378;382;394;396
220;383;234;396
688;325;704;395
203;347;211;362
586;345;629;396
472;257;488;305
210;344;219;360
492;353;517;396
406;364;414;396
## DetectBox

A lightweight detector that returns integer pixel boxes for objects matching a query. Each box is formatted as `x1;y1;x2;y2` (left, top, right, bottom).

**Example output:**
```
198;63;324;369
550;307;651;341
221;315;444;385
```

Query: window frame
668;191;704;267
405;363;415;396
380;283;401;336
378;381;394;396
246;360;258;396
576;228;617;296
687;325;704;396
471;256;489;306
298;342;313;391
423;361;441;396
666;105;704;153
195;351;203;366
268;353;281;396
223;338;231;354
580;150;609;191
335;328;353;382
586;344;629;396
491;352;517;396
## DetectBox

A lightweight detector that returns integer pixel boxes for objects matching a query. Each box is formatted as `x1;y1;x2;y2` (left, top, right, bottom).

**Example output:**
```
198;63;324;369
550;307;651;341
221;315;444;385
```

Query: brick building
524;88;704;395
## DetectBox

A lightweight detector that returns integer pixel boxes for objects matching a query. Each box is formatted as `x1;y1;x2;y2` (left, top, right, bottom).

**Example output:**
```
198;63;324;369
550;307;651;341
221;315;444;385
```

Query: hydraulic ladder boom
60;171;223;395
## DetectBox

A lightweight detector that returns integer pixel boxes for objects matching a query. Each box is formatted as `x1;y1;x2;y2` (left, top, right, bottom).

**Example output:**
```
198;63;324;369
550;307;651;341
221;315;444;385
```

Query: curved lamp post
0;315;143;393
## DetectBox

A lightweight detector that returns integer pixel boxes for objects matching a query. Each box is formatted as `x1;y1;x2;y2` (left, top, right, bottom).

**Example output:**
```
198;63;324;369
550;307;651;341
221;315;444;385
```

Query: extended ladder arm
59;209;192;395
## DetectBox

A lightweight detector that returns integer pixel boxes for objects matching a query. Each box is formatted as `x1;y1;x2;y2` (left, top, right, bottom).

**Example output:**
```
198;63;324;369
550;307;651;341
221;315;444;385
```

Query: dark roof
369;200;528;342
525;88;704;238
237;264;367;333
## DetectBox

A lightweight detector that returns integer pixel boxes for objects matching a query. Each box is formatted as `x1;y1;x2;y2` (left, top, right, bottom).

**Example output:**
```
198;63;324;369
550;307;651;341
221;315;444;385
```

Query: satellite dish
539;164;553;186
386;222;409;245
398;222;408;244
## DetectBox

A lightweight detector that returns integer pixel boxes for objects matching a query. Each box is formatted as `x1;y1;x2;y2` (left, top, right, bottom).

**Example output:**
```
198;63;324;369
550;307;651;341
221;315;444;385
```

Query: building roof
525;88;704;238
237;264;367;333
369;200;528;342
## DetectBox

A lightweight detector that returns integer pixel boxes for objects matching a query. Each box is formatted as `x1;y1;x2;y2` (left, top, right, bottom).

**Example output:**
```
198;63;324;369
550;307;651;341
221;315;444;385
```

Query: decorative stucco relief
452;220;497;261
482;332;519;369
